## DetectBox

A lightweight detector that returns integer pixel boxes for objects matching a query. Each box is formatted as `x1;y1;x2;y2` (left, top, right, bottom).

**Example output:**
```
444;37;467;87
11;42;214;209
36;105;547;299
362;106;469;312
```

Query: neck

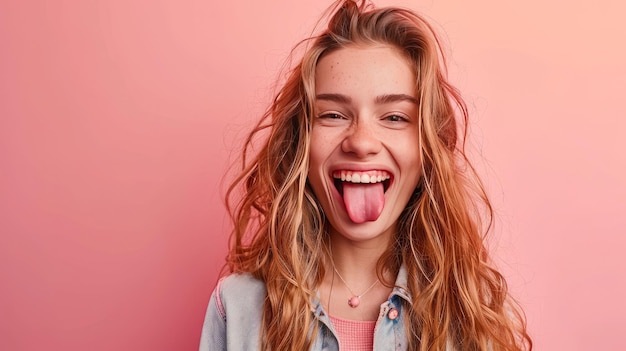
320;231;395;320
327;231;389;284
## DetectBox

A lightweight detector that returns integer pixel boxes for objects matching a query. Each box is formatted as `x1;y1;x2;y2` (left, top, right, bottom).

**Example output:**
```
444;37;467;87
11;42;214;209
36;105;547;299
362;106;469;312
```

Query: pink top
329;315;376;351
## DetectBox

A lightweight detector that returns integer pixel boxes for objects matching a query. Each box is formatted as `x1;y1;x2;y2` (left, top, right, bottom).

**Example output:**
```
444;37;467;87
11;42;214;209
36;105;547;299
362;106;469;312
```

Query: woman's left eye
384;114;408;122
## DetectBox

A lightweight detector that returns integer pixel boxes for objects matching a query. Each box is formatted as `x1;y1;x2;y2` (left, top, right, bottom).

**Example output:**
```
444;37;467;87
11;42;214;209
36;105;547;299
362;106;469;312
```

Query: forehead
314;45;416;96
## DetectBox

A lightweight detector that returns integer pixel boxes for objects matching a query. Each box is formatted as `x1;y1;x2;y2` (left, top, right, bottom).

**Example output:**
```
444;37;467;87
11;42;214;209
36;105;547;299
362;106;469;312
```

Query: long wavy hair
224;1;531;350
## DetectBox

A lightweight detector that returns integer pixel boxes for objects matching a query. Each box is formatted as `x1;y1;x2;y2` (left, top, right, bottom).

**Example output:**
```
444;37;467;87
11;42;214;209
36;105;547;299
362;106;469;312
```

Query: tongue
342;182;385;224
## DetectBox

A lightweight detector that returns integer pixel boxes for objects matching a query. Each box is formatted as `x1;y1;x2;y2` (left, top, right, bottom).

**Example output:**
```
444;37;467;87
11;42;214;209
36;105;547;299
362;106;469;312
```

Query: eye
384;114;409;122
319;113;346;120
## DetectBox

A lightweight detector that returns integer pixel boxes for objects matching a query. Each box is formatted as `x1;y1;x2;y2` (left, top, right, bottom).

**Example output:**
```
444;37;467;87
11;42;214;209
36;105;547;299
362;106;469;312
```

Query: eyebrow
375;94;419;105
315;93;351;104
315;93;418;105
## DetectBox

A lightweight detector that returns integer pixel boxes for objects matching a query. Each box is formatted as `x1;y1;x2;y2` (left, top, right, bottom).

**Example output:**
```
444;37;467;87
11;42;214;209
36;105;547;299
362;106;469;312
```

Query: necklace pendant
348;296;361;308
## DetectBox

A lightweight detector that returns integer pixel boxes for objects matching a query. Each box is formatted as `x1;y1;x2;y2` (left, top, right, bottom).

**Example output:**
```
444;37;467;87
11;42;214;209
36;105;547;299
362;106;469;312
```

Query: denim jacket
199;267;413;351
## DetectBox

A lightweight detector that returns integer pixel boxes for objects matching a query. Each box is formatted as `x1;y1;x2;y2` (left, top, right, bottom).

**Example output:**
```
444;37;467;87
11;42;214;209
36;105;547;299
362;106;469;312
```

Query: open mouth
332;170;391;195
331;170;391;223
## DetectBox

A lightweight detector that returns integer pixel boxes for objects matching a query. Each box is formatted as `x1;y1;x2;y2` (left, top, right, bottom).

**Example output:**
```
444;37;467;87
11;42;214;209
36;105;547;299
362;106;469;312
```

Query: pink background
1;0;624;350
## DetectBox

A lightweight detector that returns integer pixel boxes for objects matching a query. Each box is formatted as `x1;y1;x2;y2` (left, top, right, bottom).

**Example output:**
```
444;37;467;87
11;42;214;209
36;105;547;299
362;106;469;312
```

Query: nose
341;120;382;158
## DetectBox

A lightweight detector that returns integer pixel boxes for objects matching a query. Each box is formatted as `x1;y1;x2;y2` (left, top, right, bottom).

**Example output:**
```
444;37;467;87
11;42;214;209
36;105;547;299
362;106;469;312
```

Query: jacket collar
311;264;413;317
391;264;412;304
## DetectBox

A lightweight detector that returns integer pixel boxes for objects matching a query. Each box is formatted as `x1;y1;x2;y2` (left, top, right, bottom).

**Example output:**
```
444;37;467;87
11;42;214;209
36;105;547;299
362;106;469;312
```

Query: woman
200;1;532;350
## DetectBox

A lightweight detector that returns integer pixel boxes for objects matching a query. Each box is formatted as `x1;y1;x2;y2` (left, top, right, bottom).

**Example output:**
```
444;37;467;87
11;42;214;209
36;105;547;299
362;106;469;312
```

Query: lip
329;164;393;174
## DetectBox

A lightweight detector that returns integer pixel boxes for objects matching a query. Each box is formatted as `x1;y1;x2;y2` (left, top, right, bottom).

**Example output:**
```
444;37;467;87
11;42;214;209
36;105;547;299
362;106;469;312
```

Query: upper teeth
333;170;390;184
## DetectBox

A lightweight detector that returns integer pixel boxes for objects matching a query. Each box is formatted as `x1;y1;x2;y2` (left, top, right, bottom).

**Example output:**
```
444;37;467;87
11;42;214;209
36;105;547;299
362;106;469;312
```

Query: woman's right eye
319;113;344;119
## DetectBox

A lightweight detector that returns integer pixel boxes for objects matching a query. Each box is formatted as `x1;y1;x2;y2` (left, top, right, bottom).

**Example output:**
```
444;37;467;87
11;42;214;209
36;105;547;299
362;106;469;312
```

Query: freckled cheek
381;133;417;150
310;131;342;157
383;134;421;168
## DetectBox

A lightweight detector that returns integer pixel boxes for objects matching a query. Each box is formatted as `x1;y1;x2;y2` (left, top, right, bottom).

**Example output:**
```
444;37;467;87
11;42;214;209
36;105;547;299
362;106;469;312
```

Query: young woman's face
308;45;422;244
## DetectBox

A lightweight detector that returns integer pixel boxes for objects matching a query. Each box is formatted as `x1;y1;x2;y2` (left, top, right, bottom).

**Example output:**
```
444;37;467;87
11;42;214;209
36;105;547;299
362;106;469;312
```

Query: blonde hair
224;1;532;350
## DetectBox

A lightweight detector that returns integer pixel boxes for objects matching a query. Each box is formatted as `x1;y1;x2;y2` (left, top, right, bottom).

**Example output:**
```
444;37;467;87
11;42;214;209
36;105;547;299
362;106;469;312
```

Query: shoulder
218;273;266;296
214;273;266;319
200;273;266;350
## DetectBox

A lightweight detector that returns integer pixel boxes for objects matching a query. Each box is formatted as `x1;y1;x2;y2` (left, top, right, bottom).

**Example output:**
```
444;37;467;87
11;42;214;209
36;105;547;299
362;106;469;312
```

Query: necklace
328;246;379;308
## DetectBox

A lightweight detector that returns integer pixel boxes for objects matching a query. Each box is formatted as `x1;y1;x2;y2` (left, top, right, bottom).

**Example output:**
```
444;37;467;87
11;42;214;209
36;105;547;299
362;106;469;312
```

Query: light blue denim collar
311;265;412;318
